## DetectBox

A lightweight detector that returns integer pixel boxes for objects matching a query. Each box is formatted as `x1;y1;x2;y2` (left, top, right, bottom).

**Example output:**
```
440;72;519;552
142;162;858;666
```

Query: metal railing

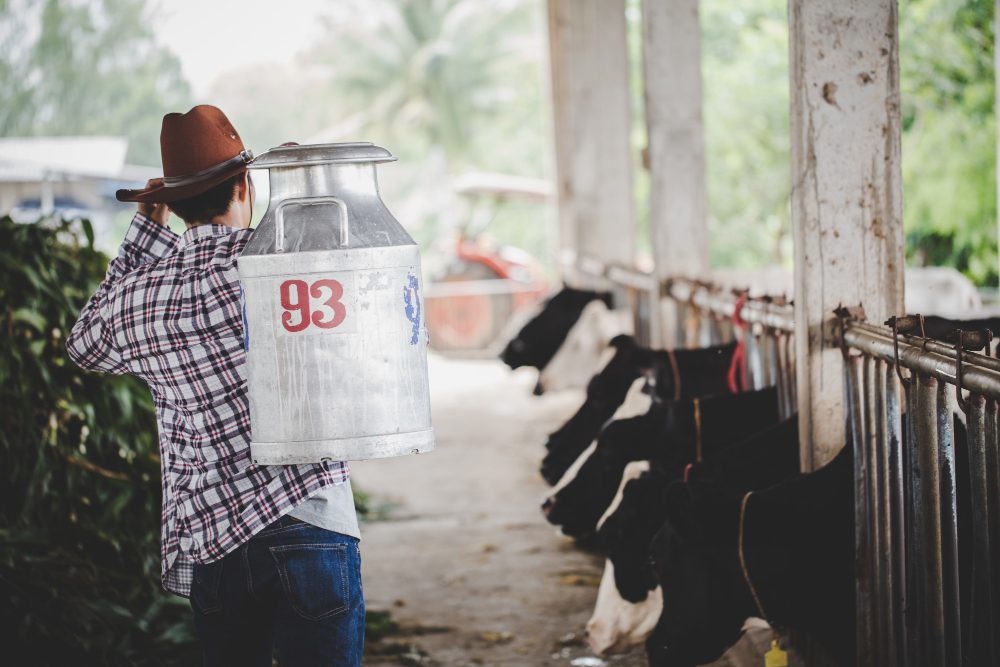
562;258;1000;664
840;313;1000;667
569;254;662;348
663;277;797;419
423;278;541;299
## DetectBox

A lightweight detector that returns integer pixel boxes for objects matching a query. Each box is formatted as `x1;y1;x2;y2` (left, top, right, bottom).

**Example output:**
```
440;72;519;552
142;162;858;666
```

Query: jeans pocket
190;559;224;615
270;543;351;621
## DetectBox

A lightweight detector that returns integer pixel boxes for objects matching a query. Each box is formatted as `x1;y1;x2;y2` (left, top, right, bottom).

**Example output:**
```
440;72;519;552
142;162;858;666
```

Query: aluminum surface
239;143;434;464
965;395;997;664
914;376;947;666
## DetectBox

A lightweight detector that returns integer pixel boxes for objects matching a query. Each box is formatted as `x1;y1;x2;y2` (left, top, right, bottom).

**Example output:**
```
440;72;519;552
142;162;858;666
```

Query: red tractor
424;173;551;352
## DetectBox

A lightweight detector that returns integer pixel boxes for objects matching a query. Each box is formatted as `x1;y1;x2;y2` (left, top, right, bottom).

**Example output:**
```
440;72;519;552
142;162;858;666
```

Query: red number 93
279;278;346;333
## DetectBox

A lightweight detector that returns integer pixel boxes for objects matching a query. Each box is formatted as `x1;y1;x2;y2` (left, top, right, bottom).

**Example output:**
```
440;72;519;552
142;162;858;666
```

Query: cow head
536;301;633;394
541;370;652;484
586;560;663;655
596;465;669;602
645;487;749;666
584;463;668;655
499;287;612;371
542;405;665;538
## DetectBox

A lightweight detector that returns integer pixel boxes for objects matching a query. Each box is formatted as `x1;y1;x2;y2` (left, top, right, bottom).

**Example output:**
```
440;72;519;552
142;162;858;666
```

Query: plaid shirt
67;213;349;596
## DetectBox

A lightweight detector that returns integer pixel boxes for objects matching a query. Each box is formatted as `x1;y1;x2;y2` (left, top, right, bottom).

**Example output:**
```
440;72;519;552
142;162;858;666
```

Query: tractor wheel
426;261;513;352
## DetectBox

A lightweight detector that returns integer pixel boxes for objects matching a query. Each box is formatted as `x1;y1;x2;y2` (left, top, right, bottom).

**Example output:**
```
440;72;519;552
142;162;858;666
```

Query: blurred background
0;0;995;664
5;0;995;280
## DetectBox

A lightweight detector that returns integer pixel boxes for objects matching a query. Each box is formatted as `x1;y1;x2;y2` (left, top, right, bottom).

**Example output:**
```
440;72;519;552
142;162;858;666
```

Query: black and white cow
586;460;664;655
539;336;655;484
542;387;781;539
499;286;613;372
536;298;633;393
585;416;801;655
646;444;855;666
541;335;738;485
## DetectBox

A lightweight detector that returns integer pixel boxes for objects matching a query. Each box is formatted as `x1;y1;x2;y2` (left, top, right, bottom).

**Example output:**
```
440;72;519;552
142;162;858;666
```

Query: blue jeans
189;516;364;667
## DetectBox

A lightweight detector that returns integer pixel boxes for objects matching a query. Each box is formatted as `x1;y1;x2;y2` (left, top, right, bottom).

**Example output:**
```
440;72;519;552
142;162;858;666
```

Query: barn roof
0;136;144;182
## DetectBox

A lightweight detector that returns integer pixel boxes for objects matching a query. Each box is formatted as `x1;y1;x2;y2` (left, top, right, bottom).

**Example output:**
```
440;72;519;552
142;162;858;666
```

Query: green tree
290;0;549;252
0;0;191;165
304;0;544;173
900;0;997;286
700;0;792;269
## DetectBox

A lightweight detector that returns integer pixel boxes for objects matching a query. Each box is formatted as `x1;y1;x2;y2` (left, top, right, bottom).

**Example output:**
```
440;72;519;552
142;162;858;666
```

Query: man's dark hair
168;174;241;224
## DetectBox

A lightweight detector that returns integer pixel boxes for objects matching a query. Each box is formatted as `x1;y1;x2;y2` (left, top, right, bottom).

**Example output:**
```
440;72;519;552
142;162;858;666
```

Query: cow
644;411;977;666
645;444;855;666
499;286;613;372
535;298;634;394
585;416;801;655
542;387;781;539
581;460;664;655
540;335;738;485
915;314;1000;353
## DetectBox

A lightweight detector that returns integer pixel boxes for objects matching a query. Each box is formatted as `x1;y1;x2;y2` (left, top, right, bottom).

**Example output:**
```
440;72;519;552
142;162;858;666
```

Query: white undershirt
287;477;362;540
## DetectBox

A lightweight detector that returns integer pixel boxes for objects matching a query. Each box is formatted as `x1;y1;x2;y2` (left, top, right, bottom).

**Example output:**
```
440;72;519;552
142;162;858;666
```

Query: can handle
274;196;349;252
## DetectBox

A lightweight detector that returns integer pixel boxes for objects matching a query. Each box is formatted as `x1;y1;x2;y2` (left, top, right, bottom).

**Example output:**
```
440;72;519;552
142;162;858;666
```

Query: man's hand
137;179;170;226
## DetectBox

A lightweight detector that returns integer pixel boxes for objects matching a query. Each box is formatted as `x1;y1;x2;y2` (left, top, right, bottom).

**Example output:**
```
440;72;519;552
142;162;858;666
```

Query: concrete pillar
790;0;905;470
547;0;635;282
643;0;708;280
643;0;709;347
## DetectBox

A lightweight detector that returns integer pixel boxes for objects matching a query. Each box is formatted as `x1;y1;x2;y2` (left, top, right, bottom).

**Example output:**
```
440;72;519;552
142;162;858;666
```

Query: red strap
727;294;749;394
683;462;695;483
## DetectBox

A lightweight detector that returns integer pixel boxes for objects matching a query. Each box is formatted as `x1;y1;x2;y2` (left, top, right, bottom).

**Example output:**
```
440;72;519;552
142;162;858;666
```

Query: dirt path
351;355;648;667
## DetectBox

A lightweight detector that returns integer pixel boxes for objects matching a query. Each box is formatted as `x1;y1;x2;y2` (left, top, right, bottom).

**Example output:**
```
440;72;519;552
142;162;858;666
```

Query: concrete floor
351;354;648;667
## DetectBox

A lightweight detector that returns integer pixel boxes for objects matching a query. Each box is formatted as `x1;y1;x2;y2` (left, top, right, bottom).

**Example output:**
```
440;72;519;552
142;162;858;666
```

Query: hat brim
116;163;249;204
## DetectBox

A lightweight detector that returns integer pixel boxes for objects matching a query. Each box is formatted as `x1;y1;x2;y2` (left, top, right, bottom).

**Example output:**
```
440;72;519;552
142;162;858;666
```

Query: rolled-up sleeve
66;213;179;373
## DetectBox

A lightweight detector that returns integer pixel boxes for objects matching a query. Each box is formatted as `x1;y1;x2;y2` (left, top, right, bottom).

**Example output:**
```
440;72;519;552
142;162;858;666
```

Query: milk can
239;143;435;464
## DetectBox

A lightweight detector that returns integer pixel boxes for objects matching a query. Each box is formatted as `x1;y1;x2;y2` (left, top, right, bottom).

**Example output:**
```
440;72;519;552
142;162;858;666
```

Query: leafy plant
0;215;198;665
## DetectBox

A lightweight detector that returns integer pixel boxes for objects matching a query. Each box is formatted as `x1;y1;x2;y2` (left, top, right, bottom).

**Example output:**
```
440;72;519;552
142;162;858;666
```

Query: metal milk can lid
248;142;397;169
241;142;414;259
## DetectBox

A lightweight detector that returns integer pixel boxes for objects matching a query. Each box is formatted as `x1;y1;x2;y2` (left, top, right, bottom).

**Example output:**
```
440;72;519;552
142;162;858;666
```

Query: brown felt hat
116;105;254;203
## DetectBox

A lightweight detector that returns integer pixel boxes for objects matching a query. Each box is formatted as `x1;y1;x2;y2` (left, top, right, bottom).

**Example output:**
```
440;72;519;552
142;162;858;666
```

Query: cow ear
609;334;634;350
664;481;701;542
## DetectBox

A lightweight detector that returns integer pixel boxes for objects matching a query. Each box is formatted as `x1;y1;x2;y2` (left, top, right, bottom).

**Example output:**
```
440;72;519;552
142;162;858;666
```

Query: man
67;105;364;666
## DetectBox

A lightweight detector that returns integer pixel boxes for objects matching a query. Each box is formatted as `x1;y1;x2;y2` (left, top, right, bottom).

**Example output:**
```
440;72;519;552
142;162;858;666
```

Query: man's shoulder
203;226;255;256
181;227;254;268
121;227;253;284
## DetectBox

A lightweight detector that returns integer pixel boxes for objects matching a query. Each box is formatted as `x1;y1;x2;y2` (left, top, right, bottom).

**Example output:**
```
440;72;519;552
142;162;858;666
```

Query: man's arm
66;202;179;374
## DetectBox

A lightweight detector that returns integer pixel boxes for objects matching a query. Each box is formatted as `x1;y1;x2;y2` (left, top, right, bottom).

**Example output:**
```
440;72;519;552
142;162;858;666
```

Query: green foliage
291;0;549;254
690;0;998;283
901;0;997;286
0;0;191;165
701;0;792;269
0;215;198;665
305;0;544;173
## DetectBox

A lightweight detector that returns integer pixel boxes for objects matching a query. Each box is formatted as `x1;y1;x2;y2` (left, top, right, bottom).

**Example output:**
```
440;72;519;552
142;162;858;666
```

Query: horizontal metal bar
664;278;1000;374
664;279;795;332
606;264;658;292
843;322;1000;400
424;279;541;298
849;321;1000;374
569;254;659;293
576;254;607;279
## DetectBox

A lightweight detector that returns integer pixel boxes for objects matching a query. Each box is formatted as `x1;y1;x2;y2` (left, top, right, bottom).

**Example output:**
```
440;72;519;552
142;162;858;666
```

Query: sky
158;0;331;97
